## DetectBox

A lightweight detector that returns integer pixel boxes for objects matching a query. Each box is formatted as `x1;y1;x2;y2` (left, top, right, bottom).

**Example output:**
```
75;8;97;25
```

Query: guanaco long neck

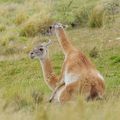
40;57;59;90
55;28;75;55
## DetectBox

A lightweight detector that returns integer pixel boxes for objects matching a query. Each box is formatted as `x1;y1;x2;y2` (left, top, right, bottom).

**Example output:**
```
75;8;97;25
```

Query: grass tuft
15;12;28;25
20;13;53;37
89;47;99;58
89;5;105;27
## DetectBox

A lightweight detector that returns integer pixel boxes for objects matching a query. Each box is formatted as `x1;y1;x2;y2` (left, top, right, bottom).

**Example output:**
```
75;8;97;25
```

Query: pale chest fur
63;55;80;85
63;65;80;85
64;72;80;84
63;54;104;85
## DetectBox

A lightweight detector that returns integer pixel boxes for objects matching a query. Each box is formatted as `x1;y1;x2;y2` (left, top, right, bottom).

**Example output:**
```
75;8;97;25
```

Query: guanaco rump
48;23;105;103
29;40;66;102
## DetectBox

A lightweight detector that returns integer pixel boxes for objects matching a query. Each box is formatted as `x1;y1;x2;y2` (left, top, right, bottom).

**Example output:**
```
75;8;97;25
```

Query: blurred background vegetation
0;0;120;55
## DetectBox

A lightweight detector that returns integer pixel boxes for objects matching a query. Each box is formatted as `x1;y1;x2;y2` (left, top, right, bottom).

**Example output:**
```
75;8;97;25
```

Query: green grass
0;0;120;119
0;26;120;119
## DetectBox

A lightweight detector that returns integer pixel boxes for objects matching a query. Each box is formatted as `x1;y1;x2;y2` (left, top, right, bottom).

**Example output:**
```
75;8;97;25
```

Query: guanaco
29;40;60;90
29;40;69;102
49;23;105;103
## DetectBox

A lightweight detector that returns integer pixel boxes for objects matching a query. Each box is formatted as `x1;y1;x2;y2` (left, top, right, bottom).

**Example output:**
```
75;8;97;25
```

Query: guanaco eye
39;48;43;51
49;26;52;29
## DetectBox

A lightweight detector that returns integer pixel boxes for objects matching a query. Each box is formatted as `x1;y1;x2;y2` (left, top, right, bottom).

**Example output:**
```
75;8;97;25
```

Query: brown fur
41;57;61;90
30;40;66;102
49;24;105;103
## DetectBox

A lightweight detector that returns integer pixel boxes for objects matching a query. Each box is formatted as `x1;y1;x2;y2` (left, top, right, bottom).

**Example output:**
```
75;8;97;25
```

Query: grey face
29;40;52;60
49;23;64;34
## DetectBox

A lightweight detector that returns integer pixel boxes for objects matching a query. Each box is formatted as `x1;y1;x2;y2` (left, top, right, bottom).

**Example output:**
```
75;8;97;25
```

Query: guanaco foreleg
49;81;65;102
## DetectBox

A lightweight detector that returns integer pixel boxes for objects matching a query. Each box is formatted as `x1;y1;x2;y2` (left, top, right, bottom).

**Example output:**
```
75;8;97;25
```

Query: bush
103;0;120;23
53;0;100;27
19;0;53;36
89;5;105;28
53;0;120;28
20;13;53;36
15;12;28;25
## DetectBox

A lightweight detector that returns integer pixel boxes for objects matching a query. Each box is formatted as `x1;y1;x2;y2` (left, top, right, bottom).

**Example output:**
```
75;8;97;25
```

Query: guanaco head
49;23;67;34
29;40;52;60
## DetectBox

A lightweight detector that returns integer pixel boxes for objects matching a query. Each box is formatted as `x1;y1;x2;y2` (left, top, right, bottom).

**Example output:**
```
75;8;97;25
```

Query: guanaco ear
63;24;68;29
54;23;62;28
53;22;68;29
45;39;52;47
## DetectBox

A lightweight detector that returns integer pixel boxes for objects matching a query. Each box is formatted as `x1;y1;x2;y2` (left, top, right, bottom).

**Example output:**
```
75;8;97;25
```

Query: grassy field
0;0;120;120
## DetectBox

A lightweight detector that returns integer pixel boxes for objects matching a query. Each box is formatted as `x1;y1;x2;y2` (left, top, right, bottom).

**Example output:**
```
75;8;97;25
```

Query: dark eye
39;48;43;51
49;26;52;29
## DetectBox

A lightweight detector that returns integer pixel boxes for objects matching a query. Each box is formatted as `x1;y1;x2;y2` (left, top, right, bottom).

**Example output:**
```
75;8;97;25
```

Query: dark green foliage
110;56;120;64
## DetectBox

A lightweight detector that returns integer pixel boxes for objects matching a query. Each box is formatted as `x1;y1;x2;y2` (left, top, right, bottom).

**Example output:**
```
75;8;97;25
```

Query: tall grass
35;97;120;120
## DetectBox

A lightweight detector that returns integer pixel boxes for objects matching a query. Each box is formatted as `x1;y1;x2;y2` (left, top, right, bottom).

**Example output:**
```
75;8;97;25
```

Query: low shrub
20;13;53;36
89;5;105;28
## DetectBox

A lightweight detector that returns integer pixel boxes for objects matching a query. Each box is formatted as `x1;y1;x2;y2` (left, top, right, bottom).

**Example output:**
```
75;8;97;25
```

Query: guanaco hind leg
86;81;104;101
58;81;80;103
49;81;65;103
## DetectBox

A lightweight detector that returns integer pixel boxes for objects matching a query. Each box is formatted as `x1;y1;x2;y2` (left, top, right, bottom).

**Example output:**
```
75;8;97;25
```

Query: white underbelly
64;72;80;85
